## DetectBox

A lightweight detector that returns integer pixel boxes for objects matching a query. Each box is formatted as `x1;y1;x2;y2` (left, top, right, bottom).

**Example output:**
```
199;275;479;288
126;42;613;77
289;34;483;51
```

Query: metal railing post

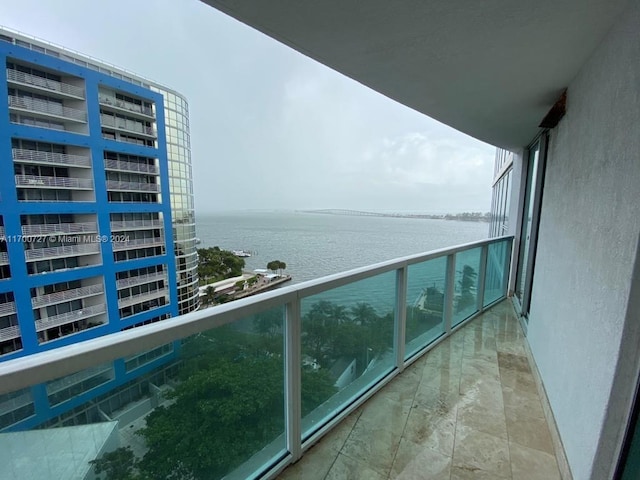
477;244;489;313
285;299;302;461
395;266;407;371
444;254;456;334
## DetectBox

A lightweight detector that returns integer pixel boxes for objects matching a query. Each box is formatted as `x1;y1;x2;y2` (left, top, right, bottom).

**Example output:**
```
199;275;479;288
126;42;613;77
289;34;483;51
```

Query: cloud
0;0;497;214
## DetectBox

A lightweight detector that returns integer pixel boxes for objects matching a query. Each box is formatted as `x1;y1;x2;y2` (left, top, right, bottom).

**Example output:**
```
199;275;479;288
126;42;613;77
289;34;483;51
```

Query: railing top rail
0;236;513;394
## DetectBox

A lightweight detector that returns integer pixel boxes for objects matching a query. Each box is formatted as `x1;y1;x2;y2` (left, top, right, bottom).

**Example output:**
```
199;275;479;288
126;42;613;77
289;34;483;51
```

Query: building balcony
15;175;93;190
112;237;165;251
21;222;97;236
6;68;84;99
0;302;17;317
24;243;101;261
98;95;154;118
116;271;167;289
110;219;163;231
8;95;87;122
31;284;104;309
12;148;91;168
105;180;160;193
103;158;159;175
118;288;168;309
0;325;20;342
100;115;156;137
0;237;546;480
34;303;106;332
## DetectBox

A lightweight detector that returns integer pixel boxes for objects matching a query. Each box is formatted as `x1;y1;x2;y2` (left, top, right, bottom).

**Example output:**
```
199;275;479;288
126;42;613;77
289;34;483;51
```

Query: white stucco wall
526;1;640;479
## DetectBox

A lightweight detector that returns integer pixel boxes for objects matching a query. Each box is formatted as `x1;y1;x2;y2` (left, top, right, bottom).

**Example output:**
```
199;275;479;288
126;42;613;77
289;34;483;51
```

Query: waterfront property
0;0;639;479
0;27;198;427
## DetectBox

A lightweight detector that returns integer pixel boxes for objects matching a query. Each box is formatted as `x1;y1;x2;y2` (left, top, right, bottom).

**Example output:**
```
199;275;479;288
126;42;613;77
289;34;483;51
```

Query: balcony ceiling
201;0;628;150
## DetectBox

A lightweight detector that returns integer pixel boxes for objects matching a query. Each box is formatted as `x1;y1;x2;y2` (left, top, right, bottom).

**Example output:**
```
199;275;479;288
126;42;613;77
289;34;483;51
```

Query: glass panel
301;272;396;439
453;247;482;326
0;307;286;480
515;144;540;301
405;257;447;358
483;240;510;307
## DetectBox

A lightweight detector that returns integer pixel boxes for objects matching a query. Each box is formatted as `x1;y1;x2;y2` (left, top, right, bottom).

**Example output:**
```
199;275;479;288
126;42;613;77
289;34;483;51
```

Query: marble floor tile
277;441;339;480
341;414;404;476
390;438;451;480
502;386;545;420
403;400;457;457
499;369;538;396
505;407;554;454
325;453;387;480
453;424;512;479
456;401;508;439
509;441;561;480
450;465;512;480
497;352;531;374
461;357;501;383
418;363;461;395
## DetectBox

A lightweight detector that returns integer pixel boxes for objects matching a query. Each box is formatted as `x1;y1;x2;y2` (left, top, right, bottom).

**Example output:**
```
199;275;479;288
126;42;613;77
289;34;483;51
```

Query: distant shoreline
299;209;490;223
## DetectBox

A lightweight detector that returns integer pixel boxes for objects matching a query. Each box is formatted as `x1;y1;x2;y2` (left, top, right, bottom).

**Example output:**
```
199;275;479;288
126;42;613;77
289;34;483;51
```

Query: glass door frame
513;132;548;323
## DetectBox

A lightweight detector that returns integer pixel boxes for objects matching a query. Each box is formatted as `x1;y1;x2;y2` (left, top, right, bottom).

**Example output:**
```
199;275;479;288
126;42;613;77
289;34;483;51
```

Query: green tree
266;260;286;275
198;247;245;284
89;446;142;480
457;265;478;312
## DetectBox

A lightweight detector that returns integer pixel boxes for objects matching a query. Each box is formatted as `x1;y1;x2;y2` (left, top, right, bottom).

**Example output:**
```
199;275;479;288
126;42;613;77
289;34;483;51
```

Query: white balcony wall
526;2;640;479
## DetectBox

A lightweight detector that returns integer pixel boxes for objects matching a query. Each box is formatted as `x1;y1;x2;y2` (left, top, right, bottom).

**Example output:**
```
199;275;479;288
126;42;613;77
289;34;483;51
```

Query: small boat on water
233;250;252;258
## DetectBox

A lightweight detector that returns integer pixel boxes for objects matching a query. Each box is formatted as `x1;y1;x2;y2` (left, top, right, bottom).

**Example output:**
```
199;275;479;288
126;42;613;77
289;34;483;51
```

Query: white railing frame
12;148;91;168
7;68;84;98
15;175;93;190
8;95;86;122
0;236;513;479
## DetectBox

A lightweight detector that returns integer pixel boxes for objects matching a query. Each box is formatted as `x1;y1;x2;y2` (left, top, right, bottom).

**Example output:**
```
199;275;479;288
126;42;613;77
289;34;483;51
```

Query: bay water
196;211;488;314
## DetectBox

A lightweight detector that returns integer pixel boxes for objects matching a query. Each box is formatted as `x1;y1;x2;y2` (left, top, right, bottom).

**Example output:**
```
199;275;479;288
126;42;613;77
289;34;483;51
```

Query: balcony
15;175;93;190
100;114;156;137
104;158;159;175
21;222;97;236
34;303;106;332
0;325;20;342
12;148;91;168
116;271;167;289
105;180;160;193
8;95;87;122
6;69;84;99
98;95;154;118
0;302;17;317
112;237;165;251
24;243;100;261
0;237;539;480
118;288;168;309
31;284;104;309
111;219;163;231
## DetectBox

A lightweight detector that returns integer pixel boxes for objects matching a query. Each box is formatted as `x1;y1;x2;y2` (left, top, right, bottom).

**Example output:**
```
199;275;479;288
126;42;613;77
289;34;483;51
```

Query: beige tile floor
278;300;561;480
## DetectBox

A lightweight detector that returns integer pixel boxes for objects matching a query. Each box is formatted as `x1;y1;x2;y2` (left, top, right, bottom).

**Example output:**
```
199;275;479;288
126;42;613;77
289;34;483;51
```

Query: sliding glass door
514;135;547;320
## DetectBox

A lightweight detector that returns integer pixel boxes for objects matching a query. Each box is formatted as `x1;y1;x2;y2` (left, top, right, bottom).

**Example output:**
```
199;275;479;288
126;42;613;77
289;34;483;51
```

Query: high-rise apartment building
0;27;199;362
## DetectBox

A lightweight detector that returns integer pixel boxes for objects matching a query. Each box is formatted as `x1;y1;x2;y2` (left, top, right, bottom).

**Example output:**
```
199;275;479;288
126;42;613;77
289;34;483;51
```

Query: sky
0;0;496;214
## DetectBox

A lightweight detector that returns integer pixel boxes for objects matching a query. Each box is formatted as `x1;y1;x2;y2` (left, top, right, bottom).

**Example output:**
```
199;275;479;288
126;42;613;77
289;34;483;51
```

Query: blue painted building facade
0;36;183;430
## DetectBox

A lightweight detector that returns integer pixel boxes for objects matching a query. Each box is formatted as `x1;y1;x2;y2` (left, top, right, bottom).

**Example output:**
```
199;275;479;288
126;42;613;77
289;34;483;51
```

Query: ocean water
196;211;489;312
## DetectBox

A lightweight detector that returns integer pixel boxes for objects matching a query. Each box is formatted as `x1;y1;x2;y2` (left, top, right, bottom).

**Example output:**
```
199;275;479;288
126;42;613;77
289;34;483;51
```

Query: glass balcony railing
0;236;512;480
